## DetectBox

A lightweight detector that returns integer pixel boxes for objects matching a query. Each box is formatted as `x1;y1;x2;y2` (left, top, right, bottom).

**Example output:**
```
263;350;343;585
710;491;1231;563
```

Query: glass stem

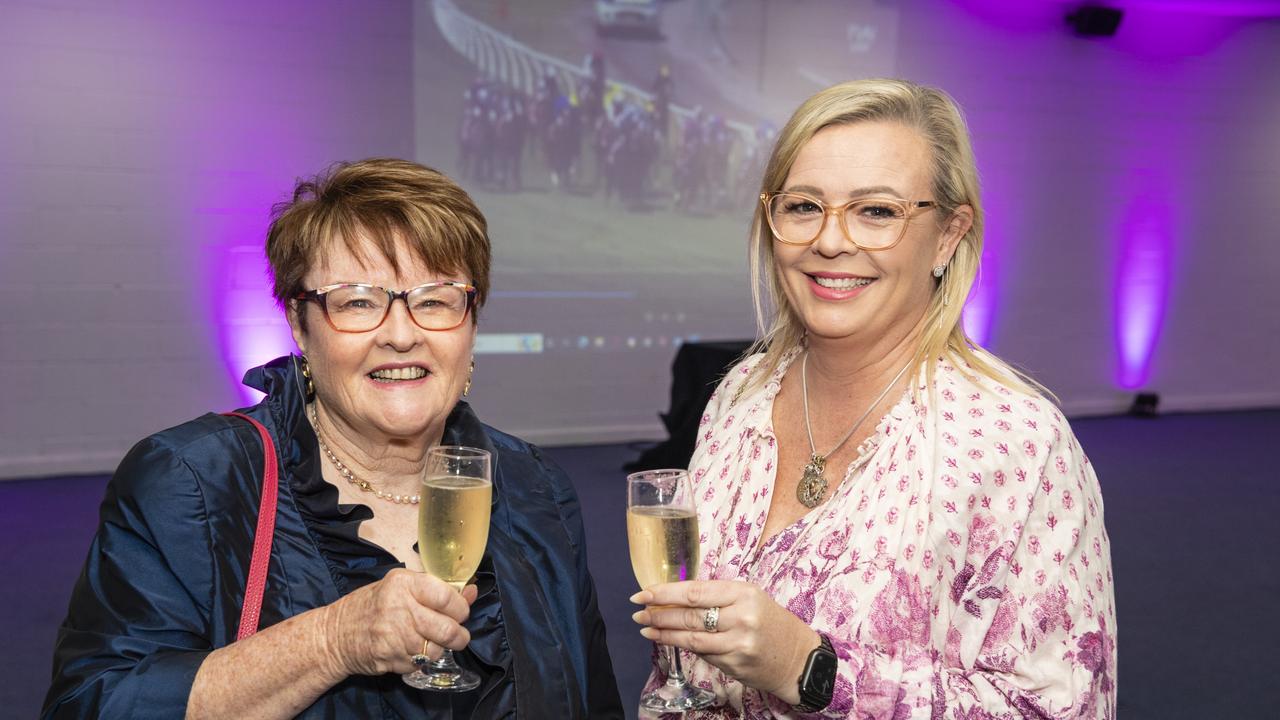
431;649;461;671
665;644;688;687
429;584;466;672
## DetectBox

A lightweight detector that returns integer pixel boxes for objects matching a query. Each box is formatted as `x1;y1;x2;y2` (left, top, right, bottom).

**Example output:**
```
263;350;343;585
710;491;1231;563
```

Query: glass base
640;679;716;712
402;663;480;692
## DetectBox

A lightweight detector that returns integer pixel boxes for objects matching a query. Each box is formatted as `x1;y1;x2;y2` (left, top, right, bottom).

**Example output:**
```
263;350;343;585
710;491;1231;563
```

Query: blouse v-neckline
744;351;913;561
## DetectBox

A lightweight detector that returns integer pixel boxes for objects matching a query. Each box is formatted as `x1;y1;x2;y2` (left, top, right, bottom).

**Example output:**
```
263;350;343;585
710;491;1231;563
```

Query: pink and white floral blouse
643;351;1116;719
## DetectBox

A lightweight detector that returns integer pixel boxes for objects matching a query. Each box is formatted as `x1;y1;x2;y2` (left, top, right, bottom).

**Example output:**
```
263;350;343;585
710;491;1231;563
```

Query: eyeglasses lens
768;194;908;248
323;285;469;331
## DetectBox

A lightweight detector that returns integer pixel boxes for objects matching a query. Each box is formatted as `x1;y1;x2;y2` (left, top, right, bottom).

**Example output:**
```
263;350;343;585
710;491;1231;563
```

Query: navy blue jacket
43;355;623;719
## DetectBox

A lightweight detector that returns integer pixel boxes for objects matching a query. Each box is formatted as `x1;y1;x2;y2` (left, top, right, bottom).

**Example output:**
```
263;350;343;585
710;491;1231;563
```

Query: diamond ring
703;606;721;633
411;639;431;665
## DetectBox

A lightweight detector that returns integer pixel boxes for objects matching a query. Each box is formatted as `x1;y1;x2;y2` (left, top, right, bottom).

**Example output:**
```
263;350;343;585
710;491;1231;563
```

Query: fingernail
631;610;649;625
629;591;650;604
639;627;658;640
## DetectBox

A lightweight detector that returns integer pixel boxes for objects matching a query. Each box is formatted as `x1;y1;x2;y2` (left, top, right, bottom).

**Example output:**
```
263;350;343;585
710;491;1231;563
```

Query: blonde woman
633;80;1116;718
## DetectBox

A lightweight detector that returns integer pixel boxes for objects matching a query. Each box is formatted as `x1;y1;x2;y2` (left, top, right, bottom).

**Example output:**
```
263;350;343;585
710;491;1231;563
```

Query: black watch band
794;633;838;713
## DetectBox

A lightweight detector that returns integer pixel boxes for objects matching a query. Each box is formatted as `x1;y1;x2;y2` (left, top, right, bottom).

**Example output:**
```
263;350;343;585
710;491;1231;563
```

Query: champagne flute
627;469;716;712
402;445;492;692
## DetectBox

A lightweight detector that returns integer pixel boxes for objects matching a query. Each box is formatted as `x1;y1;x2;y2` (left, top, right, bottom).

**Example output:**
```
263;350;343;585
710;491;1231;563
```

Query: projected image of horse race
412;0;897;440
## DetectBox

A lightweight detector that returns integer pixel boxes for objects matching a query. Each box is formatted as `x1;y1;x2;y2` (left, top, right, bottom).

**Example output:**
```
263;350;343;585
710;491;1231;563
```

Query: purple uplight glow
947;0;1065;31
216;245;296;404
1109;8;1246;59
963;222;1000;348
1113;192;1174;390
961;131;1011;351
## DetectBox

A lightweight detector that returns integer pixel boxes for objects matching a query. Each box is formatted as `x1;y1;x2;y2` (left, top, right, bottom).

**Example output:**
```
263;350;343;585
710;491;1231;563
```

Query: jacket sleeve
42;437;216;719
541;452;626;720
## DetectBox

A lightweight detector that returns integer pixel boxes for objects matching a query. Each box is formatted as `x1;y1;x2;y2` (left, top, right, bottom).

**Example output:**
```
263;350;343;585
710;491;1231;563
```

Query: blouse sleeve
42;438;216;719
935;419;1116;718
777;415;1117;719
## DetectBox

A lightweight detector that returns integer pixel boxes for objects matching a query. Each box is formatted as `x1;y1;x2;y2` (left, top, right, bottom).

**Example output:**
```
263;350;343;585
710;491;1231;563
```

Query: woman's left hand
631;580;820;704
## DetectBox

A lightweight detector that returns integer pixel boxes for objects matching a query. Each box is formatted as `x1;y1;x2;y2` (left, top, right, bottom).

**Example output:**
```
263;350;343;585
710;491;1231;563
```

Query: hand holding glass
627;469;715;711
402;446;492;691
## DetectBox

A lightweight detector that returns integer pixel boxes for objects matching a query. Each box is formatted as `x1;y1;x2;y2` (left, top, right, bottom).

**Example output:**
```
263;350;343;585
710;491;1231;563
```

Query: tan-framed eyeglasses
295;282;477;333
760;191;938;250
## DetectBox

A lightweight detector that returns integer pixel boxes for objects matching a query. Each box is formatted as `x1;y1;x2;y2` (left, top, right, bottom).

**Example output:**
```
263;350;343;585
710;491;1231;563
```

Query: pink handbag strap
222;412;279;640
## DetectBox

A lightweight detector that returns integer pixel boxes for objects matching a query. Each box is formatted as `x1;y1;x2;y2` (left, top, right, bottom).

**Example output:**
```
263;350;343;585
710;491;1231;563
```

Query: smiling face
289;233;476;448
772;121;969;349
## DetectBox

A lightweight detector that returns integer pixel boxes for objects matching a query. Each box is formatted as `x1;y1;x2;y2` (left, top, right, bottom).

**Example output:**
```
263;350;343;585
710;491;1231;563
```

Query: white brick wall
893;1;1280;417
0;0;415;478
1;0;1278;479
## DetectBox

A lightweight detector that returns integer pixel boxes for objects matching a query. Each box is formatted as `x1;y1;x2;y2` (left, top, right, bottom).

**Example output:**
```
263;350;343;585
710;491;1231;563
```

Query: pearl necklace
309;404;420;505
797;353;911;508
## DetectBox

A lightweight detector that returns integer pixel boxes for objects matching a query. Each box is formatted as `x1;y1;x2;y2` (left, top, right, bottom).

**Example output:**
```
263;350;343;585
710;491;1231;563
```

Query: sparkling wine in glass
402;446;492;692
627;469;716;712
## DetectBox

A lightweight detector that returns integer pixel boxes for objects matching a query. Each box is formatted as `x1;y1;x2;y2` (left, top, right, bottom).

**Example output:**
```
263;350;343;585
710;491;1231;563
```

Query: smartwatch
794;633;838;713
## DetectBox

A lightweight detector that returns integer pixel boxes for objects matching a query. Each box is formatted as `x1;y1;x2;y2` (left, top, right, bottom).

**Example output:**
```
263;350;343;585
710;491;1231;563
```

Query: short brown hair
266;158;491;324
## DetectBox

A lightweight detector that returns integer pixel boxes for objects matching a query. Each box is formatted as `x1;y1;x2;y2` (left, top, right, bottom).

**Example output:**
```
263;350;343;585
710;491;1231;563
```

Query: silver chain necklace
797;353;911;508
309;403;420;505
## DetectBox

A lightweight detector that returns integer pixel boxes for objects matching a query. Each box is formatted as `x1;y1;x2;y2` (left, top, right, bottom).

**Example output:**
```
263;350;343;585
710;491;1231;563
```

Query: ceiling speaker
1066;5;1123;37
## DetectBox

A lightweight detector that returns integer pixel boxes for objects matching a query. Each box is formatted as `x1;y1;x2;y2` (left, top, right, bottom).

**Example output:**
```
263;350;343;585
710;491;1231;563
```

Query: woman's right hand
319;568;479;677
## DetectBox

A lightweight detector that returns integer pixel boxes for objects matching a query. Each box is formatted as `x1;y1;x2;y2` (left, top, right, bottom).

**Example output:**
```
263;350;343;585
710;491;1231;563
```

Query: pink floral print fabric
642;351;1116;719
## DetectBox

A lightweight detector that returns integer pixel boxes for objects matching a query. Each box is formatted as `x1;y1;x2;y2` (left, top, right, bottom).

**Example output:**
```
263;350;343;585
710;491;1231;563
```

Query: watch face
807;650;838;696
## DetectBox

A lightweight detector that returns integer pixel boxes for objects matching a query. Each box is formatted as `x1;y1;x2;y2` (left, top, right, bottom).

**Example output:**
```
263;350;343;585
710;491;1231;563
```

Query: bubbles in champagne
626;506;699;589
418;475;492;587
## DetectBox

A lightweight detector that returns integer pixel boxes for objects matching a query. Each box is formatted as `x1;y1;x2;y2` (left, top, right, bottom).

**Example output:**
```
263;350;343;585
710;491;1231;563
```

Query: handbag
222;412;279;640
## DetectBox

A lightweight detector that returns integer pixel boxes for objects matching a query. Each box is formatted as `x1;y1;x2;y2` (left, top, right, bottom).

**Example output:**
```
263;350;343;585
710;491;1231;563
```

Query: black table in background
625;340;753;472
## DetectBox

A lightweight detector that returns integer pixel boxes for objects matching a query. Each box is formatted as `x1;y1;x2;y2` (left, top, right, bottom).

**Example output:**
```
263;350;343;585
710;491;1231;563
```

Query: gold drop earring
301;354;316;400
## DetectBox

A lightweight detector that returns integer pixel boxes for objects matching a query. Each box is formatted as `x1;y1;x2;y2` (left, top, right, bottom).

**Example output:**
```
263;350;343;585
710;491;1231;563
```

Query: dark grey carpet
3;410;1276;719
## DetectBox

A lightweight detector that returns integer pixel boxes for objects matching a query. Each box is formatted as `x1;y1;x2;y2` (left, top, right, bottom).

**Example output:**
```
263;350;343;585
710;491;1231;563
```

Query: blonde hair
266;158;491;328
745;78;1045;398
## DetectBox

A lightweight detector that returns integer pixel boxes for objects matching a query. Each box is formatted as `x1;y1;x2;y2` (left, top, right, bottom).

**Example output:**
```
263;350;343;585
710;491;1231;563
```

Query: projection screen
413;0;898;443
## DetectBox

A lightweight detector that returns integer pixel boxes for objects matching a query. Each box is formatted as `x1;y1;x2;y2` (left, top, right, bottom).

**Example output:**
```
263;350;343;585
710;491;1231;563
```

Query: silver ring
702;606;720;633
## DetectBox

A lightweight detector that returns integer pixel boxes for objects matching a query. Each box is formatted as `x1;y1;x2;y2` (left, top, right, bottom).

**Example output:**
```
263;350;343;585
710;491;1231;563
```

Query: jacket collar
242;354;310;445
441;401;500;509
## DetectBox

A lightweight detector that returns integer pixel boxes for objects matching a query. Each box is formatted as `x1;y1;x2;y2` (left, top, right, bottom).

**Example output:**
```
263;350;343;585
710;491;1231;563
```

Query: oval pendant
797;460;827;508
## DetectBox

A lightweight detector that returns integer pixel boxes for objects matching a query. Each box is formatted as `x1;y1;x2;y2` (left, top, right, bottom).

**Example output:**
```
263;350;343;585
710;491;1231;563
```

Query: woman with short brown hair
45;158;623;719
